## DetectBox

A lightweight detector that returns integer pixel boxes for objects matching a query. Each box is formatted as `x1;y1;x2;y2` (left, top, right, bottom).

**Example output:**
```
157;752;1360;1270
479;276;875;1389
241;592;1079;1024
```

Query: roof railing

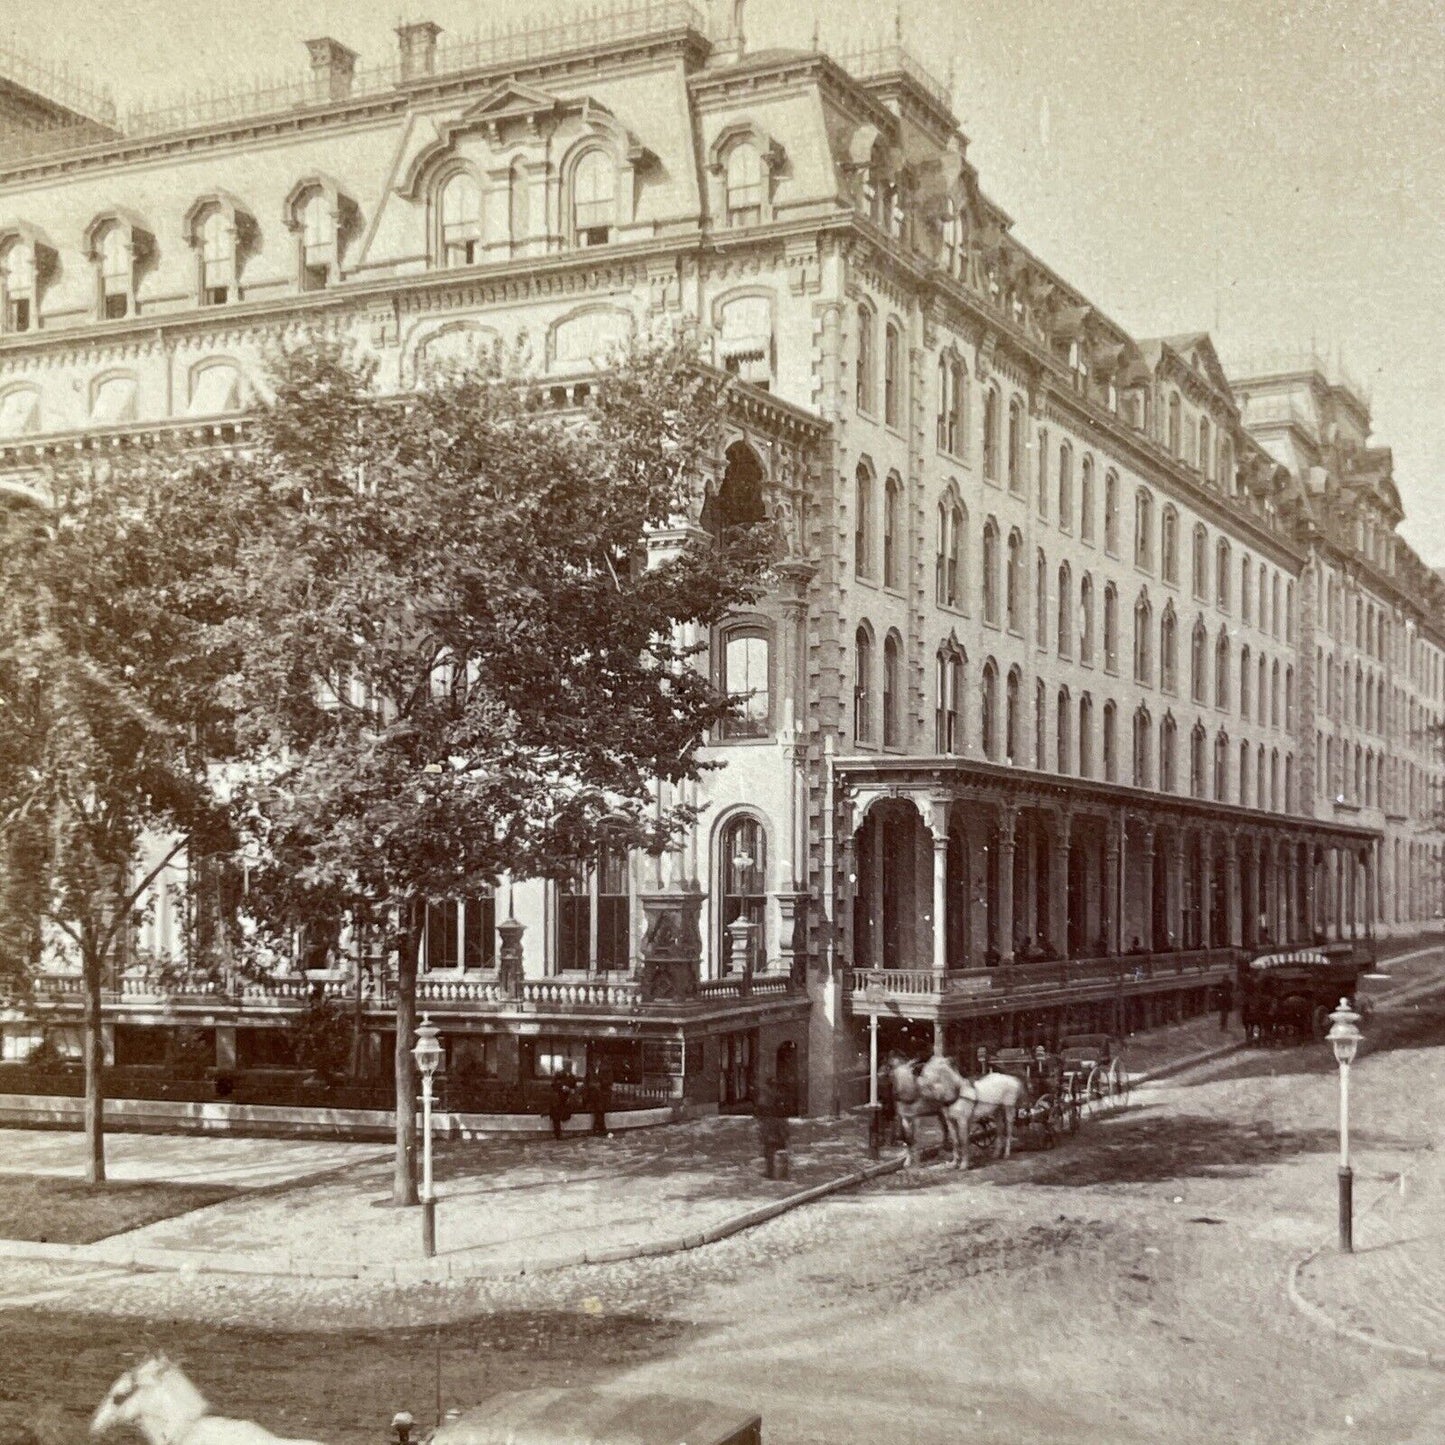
0;37;117;127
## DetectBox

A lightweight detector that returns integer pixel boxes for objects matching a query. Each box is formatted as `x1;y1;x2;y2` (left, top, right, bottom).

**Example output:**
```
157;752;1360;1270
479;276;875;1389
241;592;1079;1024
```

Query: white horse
966;1070;1027;1160
890;1056;1028;1169
92;1357;326;1445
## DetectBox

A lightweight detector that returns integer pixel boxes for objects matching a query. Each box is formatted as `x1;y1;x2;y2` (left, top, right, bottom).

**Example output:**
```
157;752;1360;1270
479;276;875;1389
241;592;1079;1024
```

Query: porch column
1138;825;1155;951
1049;810;1071;958
997;805;1017;967
1105;815;1122;956
1363;846;1376;943
839;834;857;967
1286;845;1300;945
1169;834;1185;951
1304;845;1318;940
1224;834;1242;948
927;800;949;975
1199;841;1214;949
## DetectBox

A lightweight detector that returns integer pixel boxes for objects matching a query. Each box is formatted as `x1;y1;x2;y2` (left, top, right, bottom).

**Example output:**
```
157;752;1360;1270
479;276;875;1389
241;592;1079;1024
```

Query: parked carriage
1058;1032;1131;1113
1240;949;1373;1046
970;1045;1079;1153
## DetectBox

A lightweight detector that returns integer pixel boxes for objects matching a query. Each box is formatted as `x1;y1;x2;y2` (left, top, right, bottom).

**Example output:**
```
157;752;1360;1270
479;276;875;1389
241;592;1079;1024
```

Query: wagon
427;1389;762;1445
1240;949;1373;1046
1058;1032;1130;1113
971;1045;1080;1154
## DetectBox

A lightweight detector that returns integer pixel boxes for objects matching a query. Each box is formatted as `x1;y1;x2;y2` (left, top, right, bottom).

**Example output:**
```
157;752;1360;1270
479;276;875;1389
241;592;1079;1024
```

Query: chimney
396;21;443;81
305;37;359;102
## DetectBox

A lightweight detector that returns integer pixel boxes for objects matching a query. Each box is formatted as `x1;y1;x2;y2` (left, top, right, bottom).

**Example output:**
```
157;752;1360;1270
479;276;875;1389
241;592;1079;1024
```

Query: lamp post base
422;1197;436;1258
1338;1165;1353;1254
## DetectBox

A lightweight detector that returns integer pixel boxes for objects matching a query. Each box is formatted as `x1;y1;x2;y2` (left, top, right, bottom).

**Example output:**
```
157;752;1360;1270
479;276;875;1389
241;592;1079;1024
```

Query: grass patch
0;1175;238;1245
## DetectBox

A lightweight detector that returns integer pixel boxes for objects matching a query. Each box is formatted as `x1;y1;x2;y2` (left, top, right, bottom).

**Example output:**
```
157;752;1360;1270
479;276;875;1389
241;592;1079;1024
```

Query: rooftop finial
894;6;903;42
732;0;746;54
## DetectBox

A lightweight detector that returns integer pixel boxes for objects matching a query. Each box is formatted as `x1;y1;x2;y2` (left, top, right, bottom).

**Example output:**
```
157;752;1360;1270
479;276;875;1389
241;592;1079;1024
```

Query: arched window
1160;713;1177;791
509;163;529;249
1190;722;1206;797
1215;629;1230;708
1240;644;1252;718
1034;678;1047;768
1198;415;1211;475
1005;529;1024;632
1058;442;1073;529
1057;686;1072;773
198;205;237;304
1160;604;1178;692
1239;740;1251;806
1214;730;1229;800
982;518;1000;624
1079;573;1095;664
1007;397;1025;493
1272;748;1281;810
884;323;902;429
1258;653;1268;726
854;463;874;578
439;171;482;267
983;388;1001;479
1167;391;1182;456
1285;580;1296;640
725;143;764;225
1258;562;1268;630
1241;555;1252;622
1285;754;1295;811
1161;506;1179;584
1079;693;1094;777
935;644;965;752
1103;582;1119;672
1103;700;1118;782
981;659;999;760
936;496;965;608
854;626;873;742
1192;524;1208;600
1134;488;1154;570
718;622;771;738
1285;665;1295;728
297;189;336;290
883;473;902;589
1192;617;1208;702
1104;470;1120;553
1080;455;1095;541
1057;562;1073;658
1132;706;1152;788
96;221;135;317
856;305;876;414
1005;667;1021;763
936;354;966;455
0;238;37;332
1255;745;1266;808
1036;427;1049;517
883;632;902;747
1133;590;1153;685
572;149;615;246
719;815;767;975
1216;539;1231;610
1036;547;1049;646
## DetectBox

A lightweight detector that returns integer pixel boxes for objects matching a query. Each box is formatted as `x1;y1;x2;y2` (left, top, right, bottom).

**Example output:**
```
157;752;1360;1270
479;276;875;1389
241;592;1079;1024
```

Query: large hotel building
1;4;1440;1117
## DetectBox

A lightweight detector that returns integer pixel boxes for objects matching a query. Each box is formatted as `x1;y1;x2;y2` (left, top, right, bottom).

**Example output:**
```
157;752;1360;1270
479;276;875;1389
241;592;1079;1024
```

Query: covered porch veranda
832;757;1380;1055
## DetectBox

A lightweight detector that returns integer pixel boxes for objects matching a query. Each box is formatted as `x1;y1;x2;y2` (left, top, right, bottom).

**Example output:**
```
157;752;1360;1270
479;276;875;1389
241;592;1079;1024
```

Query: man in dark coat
1215;973;1235;1032
549;1065;577;1140
755;1074;789;1178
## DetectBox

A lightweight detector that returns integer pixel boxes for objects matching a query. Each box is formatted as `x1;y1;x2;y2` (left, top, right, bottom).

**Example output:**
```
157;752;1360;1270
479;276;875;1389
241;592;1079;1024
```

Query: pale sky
9;0;1444;562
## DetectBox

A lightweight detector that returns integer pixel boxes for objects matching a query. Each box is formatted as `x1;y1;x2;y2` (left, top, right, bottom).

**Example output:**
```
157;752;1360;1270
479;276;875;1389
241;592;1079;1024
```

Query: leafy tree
219;337;769;1203
0;448;242;1181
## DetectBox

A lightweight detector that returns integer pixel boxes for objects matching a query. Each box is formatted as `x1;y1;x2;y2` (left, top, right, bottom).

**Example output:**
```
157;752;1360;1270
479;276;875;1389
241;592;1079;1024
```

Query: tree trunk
82;948;106;1185
393;899;420;1206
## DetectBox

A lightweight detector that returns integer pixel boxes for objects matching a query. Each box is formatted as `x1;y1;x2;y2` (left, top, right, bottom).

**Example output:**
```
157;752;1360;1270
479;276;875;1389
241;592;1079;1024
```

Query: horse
966;1070;1027;1160
92;1357;326;1445
891;1054;995;1169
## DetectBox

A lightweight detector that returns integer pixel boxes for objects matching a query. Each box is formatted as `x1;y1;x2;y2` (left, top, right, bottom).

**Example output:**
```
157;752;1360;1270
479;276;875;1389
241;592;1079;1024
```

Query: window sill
935;600;969;618
936;446;969;466
882;584;907;600
854;573;879;591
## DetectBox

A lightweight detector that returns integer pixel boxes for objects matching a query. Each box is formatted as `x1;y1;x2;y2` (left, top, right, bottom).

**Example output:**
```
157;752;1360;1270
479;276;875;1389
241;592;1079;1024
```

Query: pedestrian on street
549;1064;577;1141
591;1057;614;1137
755;1074;789;1179
1216;973;1235;1032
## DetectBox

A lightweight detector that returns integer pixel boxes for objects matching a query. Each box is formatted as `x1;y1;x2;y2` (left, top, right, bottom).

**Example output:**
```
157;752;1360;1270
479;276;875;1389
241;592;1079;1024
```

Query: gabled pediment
462;81;567;121
1170;333;1234;401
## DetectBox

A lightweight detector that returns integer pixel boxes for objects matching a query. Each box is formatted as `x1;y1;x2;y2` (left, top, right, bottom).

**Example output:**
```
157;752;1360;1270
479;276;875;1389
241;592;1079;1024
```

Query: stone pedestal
639;887;703;1001
775;891;809;985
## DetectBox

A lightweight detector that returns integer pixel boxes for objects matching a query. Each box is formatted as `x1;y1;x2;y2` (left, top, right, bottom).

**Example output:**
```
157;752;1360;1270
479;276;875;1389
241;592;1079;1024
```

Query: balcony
847;948;1239;1022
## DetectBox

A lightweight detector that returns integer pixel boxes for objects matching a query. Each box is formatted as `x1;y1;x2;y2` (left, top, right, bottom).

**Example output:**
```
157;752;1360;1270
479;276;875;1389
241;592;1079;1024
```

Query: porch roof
831;754;1381;848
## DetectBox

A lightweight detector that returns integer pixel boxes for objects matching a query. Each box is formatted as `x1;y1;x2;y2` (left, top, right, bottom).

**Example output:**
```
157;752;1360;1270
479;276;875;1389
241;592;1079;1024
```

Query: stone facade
0;6;1439;1110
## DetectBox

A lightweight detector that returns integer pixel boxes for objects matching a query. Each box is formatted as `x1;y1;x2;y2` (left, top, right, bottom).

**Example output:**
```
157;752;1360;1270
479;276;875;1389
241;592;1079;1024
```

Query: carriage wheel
1108;1057;1130;1110
1085;1065;1107;1113
971;1116;999;1159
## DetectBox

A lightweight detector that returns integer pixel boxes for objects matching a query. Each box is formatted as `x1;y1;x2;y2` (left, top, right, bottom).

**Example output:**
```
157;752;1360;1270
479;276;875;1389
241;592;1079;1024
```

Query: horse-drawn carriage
1058;1033;1131;1112
971;1046;1080;1153
1240;948;1374;1046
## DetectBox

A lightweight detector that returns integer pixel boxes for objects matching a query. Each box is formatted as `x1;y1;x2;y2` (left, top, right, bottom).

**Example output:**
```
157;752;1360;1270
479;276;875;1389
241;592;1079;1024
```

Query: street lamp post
412;1014;443;1258
1326;997;1362;1254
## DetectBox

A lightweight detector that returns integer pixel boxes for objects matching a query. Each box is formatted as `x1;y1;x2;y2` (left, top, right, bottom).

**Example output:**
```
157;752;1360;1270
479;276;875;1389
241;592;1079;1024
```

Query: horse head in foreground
92;1357;326;1445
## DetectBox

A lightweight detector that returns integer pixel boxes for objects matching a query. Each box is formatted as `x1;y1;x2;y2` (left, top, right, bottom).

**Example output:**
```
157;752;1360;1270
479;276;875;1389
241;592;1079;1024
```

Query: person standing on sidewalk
549;1065;577;1141
591;1057;614;1137
1215;973;1235;1032
755;1074;789;1178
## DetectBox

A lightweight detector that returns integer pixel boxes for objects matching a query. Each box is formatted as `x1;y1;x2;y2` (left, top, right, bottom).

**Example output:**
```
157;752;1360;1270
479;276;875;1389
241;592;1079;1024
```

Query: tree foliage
217;336;770;1200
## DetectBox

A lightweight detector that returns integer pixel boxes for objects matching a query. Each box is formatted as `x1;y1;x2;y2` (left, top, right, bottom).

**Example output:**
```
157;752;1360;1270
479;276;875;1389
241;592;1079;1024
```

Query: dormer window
300;192;333;290
0;240;36;333
572;150;615;247
200;210;234;305
725;144;763;226
439;171;481;267
98;226;131;319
